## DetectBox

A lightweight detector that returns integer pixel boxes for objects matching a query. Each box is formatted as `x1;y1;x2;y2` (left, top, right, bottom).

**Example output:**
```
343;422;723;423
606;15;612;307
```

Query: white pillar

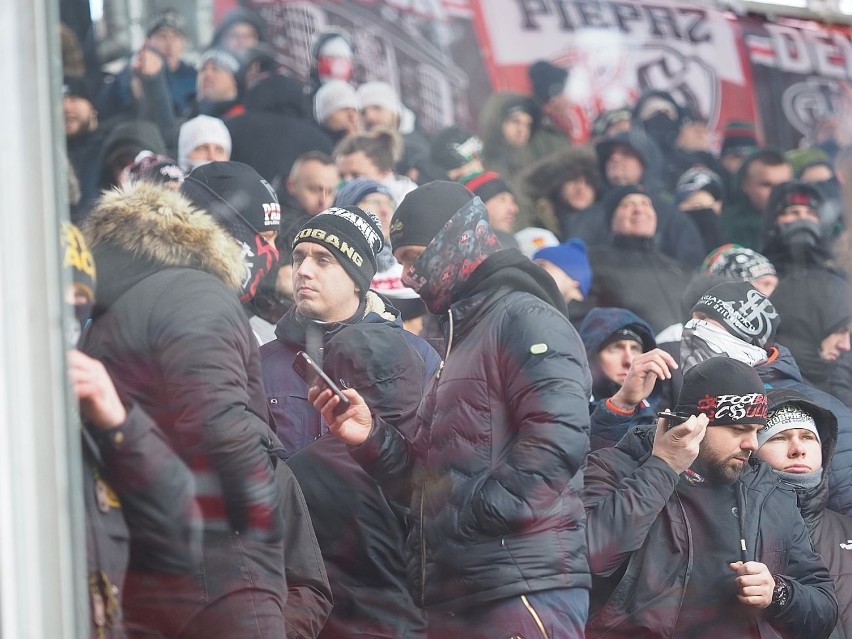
0;0;87;637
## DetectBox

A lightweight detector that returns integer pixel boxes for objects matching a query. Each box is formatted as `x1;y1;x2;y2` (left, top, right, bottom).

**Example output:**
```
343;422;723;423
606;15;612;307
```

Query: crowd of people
61;5;852;638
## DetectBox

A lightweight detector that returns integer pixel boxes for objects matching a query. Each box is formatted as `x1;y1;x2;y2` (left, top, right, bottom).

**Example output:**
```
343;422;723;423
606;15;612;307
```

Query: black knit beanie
390;181;474;251
461;171;513;203
602;184;648;228
293;206;384;294
676;357;768;426
528;60;568;104
182;161;280;234
691;281;779;348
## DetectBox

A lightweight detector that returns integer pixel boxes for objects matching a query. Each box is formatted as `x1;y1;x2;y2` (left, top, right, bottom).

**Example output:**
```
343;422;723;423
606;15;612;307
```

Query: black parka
351;251;593;611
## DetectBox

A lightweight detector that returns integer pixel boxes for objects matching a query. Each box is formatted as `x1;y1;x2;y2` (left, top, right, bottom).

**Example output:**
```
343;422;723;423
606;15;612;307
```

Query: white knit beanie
178;115;232;171
356;81;401;116
314;80;358;124
757;405;821;449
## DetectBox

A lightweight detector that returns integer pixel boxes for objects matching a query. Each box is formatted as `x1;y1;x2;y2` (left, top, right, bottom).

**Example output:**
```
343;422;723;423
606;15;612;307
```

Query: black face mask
643;113;680;148
779;218;822;259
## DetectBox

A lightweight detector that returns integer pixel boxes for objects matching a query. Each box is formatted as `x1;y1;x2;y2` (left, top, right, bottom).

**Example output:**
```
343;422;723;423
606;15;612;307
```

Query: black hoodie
227;75;332;181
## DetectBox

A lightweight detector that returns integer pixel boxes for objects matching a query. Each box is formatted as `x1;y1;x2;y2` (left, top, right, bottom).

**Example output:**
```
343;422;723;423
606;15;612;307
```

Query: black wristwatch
771;575;790;609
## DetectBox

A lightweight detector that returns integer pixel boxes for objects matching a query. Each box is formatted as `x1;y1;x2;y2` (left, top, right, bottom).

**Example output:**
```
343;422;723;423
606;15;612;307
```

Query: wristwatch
771;575;790;608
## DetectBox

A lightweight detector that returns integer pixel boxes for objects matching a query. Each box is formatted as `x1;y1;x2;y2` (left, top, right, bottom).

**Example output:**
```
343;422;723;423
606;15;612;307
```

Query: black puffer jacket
584;425;838;639
351;250;592;611
765;388;852;639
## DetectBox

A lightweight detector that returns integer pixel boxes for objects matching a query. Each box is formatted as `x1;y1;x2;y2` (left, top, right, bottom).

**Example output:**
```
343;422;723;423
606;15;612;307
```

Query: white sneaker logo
840;540;852;550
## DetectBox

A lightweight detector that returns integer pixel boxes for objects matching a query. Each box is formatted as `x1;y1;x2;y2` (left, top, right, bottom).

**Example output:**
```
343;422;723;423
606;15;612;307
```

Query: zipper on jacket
736;482;749;563
420;308;454;603
437;309;454;380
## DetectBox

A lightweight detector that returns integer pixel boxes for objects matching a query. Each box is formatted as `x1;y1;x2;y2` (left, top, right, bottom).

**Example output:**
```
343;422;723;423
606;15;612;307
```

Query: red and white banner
219;0;852;149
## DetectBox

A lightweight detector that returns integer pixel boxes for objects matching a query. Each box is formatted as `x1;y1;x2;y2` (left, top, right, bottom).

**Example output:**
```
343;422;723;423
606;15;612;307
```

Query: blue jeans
428;588;589;639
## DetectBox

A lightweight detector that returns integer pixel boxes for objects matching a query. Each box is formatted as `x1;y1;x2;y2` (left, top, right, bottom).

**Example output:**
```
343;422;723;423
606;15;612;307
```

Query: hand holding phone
293;351;351;416
657;410;691;430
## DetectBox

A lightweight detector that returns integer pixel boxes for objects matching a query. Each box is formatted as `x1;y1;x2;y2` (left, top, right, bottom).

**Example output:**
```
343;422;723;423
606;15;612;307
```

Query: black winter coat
578;235;692;333
83;404;199;639
350;253;593;611
584;426;838;639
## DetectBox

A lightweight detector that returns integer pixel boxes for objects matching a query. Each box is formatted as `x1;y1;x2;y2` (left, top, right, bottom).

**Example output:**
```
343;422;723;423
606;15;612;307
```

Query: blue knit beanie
533;238;592;298
334;178;394;208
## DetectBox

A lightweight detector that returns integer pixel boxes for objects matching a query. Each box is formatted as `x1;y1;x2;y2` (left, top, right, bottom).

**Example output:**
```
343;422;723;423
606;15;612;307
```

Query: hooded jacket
260;291;440;459
584;425;838;639
81;182;282;542
595;131;707;265
518;145;605;240
579;308;663;450
348;247;593;611
227;75;332;181
97;119;168;190
764;388;852;639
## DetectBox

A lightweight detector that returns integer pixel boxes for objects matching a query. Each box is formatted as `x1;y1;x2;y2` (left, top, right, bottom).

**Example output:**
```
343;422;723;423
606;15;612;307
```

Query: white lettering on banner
479;0;743;85
746;24;852;81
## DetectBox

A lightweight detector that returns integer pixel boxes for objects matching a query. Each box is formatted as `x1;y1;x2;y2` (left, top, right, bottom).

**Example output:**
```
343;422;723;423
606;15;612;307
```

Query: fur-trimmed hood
84;181;245;295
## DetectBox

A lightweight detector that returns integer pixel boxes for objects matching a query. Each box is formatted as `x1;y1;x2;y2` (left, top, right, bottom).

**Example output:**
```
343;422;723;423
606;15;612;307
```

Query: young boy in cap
585;357;837;639
757;388;852;637
311;180;593;637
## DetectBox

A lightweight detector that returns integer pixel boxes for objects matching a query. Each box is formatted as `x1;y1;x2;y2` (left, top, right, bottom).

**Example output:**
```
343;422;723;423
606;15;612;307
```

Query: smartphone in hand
657;410;691;430
293;351;351;416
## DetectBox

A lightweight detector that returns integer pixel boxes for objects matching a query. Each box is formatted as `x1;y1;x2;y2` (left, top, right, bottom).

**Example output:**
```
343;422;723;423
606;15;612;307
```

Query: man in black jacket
311;181;592;637
584;357;837;639
287;323;431;639
81;182;286;639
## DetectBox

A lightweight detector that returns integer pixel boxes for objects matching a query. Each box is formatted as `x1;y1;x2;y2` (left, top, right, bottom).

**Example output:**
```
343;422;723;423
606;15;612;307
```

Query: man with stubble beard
584;356;837;639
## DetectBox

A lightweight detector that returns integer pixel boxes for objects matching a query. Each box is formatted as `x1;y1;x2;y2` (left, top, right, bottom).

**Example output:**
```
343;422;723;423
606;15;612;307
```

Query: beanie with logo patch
293;206;384;294
691;281;779;348
676;357;768;427
182;161;280;234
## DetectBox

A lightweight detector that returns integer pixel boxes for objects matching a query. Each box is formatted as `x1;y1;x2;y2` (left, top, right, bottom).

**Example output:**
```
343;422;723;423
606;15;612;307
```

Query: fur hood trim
364;290;396;322
83;181;245;290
